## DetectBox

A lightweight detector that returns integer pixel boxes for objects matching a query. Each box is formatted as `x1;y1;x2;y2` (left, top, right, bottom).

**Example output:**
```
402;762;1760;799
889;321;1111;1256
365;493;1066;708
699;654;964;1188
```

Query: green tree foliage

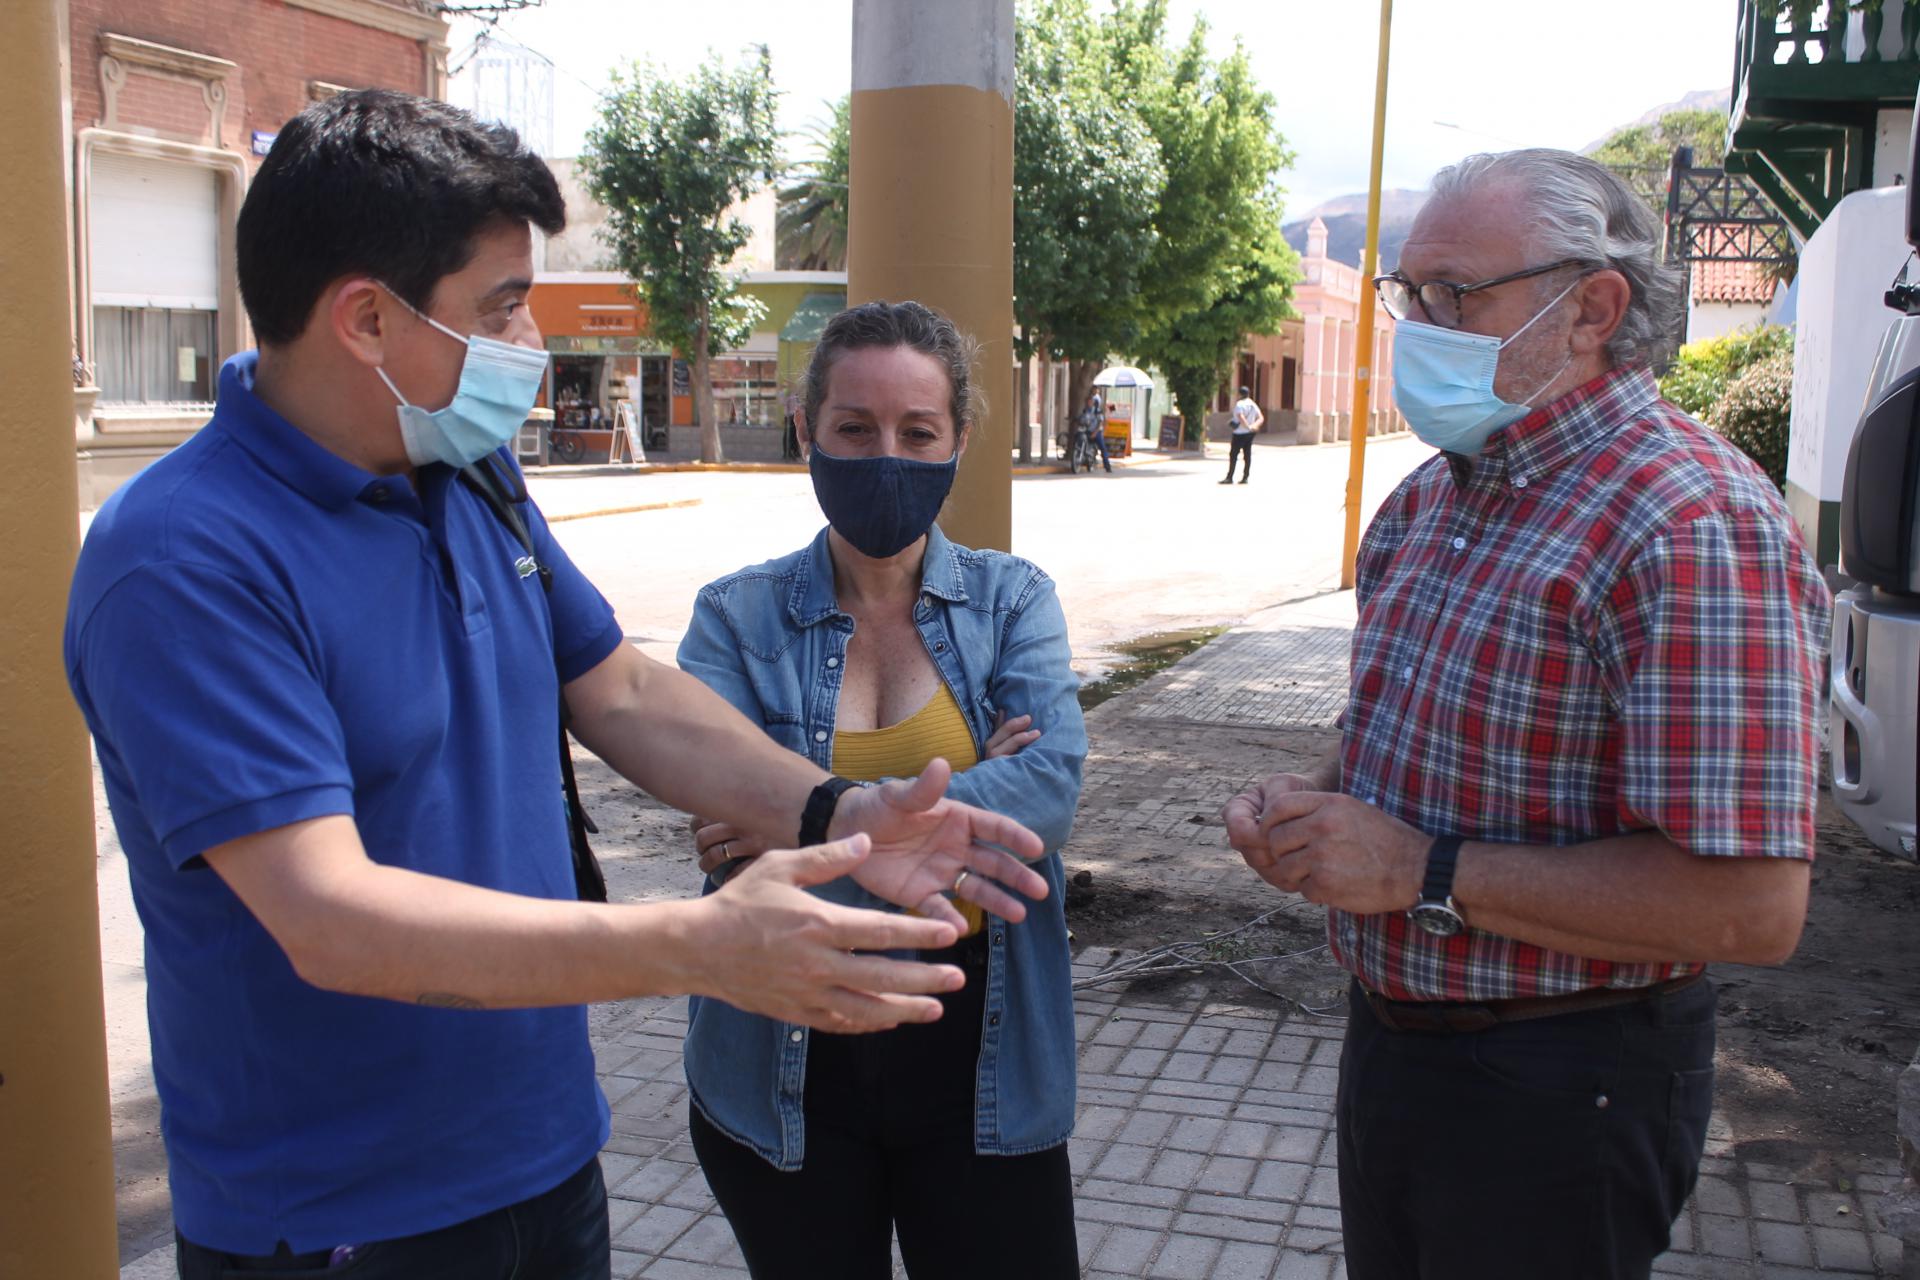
1590;108;1729;170
1120;6;1299;436
1013;0;1166;385
1706;348;1794;491
582;51;778;462
777;98;849;271
1152;217;1297;443
1658;323;1794;417
1010;1;1297;435
1590;108;1728;220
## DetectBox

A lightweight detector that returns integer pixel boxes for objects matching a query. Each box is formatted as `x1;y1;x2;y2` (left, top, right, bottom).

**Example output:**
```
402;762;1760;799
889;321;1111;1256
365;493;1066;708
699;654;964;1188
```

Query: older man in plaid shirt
1225;150;1829;1279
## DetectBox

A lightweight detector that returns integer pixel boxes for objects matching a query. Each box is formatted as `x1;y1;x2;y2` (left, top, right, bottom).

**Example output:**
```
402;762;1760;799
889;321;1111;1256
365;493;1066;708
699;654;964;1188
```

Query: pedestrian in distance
1221;384;1262;483
1082;389;1113;472
1223;148;1827;1280
64;90;1048;1280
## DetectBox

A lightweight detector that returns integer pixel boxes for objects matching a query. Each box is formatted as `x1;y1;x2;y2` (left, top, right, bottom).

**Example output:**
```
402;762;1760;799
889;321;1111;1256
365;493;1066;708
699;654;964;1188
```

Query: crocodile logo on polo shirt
514;555;539;580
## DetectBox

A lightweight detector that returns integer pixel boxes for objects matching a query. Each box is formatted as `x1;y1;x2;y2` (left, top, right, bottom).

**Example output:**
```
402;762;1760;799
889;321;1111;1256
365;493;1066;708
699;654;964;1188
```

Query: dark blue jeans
174;1157;610;1280
1337;977;1717;1280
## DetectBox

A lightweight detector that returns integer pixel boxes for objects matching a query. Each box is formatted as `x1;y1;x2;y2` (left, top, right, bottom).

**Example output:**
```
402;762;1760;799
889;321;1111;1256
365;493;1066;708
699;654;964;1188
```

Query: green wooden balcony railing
1727;0;1920;236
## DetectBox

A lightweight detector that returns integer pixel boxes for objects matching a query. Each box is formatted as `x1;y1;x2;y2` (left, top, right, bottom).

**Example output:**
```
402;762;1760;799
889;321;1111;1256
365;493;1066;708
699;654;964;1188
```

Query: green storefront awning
779;292;845;344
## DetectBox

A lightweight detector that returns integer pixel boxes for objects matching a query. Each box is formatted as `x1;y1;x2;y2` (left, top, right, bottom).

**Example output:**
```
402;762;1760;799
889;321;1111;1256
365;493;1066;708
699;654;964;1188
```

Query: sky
447;0;1737;217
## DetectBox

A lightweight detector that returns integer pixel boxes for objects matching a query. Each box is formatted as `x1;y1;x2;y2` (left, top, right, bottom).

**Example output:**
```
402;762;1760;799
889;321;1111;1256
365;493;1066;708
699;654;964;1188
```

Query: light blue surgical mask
374;285;549;469
1390;279;1578;456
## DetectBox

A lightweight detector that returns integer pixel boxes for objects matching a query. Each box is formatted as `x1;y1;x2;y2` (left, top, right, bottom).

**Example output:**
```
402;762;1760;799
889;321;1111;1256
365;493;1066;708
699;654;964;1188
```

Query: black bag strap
459;455;608;903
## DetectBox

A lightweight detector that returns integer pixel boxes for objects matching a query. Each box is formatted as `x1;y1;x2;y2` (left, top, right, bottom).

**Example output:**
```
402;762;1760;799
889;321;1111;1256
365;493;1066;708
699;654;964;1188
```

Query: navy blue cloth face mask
808;441;961;559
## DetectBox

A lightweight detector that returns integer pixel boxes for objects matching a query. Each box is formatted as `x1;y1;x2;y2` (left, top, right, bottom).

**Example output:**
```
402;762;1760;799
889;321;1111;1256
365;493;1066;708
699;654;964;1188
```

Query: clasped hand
1221;772;1428;915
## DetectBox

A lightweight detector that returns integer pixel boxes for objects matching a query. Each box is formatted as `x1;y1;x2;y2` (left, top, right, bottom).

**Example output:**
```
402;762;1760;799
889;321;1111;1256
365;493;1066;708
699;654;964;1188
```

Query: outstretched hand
688;833;966;1032
828;758;1049;929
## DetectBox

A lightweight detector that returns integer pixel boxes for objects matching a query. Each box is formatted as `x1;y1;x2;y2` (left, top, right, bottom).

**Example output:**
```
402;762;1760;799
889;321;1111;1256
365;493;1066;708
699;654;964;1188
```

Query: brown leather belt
1361;972;1705;1035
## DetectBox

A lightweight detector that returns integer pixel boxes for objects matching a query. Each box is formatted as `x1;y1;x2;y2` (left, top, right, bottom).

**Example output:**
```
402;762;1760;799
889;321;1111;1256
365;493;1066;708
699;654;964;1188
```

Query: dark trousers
175;1158;610;1280
1337;977;1716;1280
691;935;1078;1279
1226;431;1253;481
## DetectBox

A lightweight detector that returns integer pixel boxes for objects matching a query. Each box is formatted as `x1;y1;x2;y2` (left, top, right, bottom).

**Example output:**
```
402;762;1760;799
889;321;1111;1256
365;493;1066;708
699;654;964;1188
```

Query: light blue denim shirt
676;525;1086;1170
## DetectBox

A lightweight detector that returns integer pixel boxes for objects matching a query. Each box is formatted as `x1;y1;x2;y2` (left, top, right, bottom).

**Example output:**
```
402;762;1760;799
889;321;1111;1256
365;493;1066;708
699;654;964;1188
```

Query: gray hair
1429;149;1685;372
800;300;982;435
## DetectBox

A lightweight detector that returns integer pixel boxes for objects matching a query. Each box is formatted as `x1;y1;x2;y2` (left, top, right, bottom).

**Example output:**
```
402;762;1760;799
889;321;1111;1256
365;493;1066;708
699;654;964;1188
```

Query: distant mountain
1283;90;1734;273
1282;188;1427;272
1579;88;1731;154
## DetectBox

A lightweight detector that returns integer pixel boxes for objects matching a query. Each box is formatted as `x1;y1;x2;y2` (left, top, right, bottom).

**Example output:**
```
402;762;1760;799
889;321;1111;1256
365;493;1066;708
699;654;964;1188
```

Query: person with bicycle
1073;389;1112;473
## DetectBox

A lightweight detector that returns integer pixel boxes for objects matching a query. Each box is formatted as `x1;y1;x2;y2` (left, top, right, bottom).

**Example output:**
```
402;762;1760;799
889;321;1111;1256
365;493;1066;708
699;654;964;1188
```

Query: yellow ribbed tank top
832;683;986;936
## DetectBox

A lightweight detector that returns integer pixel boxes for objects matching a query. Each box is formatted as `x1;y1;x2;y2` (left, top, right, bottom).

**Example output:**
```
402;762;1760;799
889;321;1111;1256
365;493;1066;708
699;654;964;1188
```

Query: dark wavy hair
237;89;565;345
800;300;982;435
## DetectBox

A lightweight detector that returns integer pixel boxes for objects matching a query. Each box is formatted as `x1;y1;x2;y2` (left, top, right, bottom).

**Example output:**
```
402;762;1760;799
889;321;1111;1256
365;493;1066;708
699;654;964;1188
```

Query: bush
1659;323;1794;418
1705;349;1793;490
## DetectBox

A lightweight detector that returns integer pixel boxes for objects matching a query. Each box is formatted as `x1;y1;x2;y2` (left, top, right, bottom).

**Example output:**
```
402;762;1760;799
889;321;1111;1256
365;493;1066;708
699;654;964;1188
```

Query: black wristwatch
799;775;860;847
1408;834;1467;938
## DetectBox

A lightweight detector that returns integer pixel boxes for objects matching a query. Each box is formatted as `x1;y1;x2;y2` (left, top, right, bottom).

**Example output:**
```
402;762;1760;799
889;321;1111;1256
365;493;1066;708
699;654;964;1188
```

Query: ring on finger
951;869;971;896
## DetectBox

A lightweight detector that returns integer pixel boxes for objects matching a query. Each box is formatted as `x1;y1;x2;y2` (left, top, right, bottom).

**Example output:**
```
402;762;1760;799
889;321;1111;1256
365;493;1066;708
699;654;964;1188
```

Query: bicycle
548;420;588;464
1065;422;1103;474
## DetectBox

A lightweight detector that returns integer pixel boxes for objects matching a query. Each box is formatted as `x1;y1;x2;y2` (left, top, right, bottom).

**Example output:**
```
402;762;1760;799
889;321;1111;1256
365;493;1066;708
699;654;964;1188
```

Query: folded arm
940;575;1088;852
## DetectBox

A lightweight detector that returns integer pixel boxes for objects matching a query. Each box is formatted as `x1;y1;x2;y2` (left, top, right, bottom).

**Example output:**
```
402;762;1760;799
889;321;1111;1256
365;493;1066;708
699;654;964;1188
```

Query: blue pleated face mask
374;284;549;469
808;440;960;560
1390;279;1578;456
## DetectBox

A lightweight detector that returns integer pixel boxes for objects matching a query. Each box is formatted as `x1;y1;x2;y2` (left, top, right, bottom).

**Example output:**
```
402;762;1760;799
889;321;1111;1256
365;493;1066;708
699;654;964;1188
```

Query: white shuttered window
89;152;220;404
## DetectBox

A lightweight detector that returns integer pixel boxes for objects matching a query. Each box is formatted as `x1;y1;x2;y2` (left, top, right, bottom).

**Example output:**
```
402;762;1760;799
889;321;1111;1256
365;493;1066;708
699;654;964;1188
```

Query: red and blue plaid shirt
1331;367;1830;1001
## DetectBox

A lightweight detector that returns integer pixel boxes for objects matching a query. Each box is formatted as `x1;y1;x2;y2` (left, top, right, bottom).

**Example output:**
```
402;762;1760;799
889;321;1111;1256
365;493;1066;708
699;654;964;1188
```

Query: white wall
1786;187;1911;507
1685;300;1770;345
1877;109;1915;189
537;160;776;275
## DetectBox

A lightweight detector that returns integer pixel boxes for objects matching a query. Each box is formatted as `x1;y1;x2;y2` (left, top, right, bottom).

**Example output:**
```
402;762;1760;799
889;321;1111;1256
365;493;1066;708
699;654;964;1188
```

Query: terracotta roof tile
1692;258;1777;305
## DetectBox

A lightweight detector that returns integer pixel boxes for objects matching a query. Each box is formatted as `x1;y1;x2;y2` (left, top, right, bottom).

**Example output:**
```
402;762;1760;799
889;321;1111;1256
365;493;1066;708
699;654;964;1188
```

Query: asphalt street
538;436;1428;680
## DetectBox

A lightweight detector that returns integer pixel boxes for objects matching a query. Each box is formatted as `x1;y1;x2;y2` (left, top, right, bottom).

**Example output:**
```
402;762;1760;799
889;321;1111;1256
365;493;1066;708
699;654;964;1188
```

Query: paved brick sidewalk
1123;592;1356;731
567;956;1906;1279
576;590;1904;1280
122;591;1904;1279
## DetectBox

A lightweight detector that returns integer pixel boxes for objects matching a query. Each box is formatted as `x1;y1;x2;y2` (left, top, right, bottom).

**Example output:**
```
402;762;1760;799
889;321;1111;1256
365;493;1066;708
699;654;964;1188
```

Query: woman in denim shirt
676;301;1086;1279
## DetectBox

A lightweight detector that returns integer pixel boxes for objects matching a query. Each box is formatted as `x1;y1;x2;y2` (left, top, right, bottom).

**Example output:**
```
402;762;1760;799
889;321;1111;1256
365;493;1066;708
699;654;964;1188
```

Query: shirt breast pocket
1472;584;1607;836
762;711;810;756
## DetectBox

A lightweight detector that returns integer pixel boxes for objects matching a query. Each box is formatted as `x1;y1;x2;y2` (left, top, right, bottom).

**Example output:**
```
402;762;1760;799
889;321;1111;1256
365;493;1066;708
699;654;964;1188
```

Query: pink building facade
1214;216;1406;445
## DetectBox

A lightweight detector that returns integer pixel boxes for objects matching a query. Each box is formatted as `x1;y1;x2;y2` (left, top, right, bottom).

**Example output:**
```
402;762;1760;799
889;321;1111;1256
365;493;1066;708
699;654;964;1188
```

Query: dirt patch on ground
1711;797;1920;1177
1063;711;1920;1184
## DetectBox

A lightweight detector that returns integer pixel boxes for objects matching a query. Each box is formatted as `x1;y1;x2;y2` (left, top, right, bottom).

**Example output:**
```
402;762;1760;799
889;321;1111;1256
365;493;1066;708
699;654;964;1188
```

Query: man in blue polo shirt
64;91;1049;1279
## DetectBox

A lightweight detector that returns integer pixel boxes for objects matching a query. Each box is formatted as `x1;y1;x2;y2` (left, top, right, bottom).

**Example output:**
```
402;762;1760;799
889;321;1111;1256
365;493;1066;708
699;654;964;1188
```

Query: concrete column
849;0;1015;551
0;2;120;1276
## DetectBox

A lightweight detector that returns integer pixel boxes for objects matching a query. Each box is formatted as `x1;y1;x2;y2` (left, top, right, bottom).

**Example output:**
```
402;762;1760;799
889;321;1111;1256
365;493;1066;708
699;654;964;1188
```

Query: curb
545;498;704;524
526;461;809;476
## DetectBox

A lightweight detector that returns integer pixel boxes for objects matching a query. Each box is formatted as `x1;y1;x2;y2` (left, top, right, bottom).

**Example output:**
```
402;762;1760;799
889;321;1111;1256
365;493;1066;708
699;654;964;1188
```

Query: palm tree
776;98;850;271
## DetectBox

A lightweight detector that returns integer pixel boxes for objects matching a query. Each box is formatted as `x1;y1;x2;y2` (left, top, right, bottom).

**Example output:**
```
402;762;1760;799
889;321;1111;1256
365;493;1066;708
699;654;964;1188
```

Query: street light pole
0;1;121;1275
1340;0;1394;589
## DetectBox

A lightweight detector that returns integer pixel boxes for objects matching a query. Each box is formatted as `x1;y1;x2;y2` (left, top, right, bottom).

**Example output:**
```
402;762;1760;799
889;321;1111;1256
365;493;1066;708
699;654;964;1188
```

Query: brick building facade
61;0;450;507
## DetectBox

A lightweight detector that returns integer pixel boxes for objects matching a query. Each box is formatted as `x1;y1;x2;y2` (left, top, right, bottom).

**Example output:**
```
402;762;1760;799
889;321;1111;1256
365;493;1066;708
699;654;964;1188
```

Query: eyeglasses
1372;258;1594;330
